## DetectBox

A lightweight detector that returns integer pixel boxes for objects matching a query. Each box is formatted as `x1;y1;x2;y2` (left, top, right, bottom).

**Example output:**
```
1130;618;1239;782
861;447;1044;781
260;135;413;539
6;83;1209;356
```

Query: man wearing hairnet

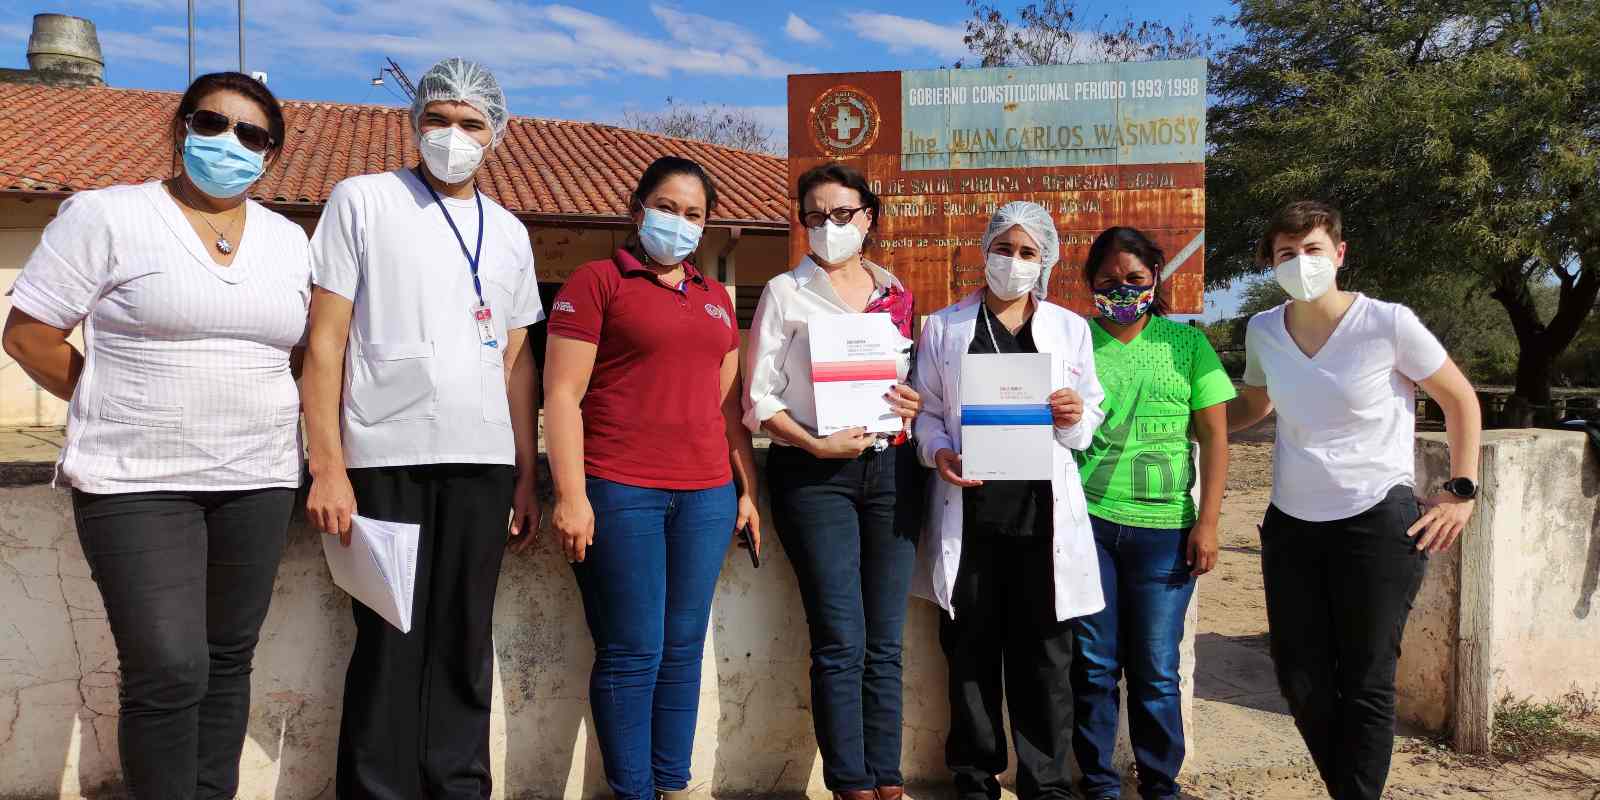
300;58;544;797
911;201;1106;800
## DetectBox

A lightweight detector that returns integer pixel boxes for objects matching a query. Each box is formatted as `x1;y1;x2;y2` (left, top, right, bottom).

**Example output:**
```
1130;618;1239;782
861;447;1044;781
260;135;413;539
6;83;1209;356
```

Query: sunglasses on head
186;109;275;153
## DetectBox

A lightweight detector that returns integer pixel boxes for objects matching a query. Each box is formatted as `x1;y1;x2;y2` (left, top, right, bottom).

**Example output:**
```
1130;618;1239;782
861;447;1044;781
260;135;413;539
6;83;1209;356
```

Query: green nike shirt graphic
1076;317;1237;529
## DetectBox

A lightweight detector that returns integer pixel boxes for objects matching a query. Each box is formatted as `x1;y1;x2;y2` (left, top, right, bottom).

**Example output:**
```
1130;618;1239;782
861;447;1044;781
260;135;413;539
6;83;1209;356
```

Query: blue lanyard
415;167;485;305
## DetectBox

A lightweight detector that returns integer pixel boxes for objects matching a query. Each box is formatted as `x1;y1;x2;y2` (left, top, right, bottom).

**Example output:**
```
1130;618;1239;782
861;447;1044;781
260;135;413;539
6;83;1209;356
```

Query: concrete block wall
0;460;1195;798
1400;429;1600;753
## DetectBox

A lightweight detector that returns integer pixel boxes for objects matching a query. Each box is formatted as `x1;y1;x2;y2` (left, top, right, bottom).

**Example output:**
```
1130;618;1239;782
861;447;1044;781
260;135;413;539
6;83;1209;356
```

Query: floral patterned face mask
1092;282;1156;325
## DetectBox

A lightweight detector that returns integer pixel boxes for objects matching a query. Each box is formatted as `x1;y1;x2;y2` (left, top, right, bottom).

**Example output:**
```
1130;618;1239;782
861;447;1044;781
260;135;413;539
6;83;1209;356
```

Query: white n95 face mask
984;253;1042;301
808;220;866;265
1275;254;1337;302
419;126;485;184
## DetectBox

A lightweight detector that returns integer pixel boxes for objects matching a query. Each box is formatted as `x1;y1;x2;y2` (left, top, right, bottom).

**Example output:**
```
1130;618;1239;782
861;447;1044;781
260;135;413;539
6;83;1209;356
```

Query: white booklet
321;514;420;633
809;313;911;436
960;352;1059;481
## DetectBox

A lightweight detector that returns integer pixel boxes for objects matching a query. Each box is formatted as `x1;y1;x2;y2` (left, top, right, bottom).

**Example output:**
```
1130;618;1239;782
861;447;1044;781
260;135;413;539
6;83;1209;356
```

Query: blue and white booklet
960;352;1057;481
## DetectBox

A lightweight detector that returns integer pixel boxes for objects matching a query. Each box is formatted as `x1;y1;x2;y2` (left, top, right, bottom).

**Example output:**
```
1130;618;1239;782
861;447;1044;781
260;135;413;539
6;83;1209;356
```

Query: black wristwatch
1443;477;1478;500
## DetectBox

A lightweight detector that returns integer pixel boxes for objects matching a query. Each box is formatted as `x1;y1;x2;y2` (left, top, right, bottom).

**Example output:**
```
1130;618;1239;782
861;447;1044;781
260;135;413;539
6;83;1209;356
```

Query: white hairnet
981;201;1060;298
410;58;509;145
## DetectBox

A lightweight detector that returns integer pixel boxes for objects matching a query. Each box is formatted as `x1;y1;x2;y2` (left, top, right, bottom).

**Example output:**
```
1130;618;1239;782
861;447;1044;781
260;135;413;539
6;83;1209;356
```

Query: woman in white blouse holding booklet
912;201;1106;800
743;163;921;800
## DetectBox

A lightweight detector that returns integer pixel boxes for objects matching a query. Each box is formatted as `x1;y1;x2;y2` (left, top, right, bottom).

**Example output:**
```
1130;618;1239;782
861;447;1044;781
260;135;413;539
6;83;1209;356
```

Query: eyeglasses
801;206;866;229
186;109;275;153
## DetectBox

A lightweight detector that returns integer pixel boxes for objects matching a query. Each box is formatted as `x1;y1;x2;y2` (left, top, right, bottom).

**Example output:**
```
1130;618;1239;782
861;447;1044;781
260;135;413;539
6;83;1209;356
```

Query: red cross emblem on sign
810;86;880;156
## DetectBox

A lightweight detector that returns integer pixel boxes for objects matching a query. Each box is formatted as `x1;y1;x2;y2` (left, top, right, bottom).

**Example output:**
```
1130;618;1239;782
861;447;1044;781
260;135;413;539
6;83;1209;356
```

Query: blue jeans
573;477;737;800
1070;516;1195;800
766;443;917;791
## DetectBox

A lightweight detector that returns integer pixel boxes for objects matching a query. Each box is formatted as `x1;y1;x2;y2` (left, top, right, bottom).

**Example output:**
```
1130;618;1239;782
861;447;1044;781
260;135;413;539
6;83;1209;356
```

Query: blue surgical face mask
182;130;265;198
637;207;703;266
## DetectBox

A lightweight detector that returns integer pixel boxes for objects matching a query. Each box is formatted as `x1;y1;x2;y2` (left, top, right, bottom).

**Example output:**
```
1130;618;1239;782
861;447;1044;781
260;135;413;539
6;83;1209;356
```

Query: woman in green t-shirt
1069;226;1234;800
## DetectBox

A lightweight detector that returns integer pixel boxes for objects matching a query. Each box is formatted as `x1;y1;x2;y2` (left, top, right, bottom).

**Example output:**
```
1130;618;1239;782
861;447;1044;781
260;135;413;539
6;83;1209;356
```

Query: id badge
473;302;498;349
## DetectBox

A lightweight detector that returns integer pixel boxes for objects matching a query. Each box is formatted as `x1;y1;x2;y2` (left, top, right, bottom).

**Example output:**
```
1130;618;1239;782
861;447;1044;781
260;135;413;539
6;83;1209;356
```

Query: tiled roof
0;82;790;227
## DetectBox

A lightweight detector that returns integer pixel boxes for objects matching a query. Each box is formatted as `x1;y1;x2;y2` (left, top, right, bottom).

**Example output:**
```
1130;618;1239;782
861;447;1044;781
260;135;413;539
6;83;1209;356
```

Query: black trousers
72;487;293;800
940;535;1076;800
335;463;516;800
1261;486;1428;800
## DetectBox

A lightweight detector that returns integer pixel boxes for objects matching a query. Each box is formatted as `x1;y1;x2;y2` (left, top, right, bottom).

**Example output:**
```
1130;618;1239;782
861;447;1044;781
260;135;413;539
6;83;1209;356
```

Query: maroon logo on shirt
704;303;732;328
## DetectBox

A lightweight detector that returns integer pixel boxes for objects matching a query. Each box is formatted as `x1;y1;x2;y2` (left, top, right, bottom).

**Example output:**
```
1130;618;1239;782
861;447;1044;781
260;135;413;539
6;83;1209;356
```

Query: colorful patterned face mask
1093;282;1156;325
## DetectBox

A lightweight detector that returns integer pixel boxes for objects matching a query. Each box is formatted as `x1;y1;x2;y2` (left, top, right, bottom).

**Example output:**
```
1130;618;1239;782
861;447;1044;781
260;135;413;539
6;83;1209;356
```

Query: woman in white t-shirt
1;73;310;799
1227;201;1482;800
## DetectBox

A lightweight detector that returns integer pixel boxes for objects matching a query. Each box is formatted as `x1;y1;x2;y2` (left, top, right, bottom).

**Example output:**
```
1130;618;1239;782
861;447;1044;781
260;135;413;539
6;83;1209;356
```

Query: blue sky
0;0;1250;317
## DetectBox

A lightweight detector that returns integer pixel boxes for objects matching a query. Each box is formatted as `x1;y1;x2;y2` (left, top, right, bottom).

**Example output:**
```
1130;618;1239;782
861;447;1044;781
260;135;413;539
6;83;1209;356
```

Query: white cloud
739;103;790;150
649;4;812;78
784;13;824;44
845;12;967;60
85;0;187;8
98;29;190;68
0;22;28;45
64;0;809;90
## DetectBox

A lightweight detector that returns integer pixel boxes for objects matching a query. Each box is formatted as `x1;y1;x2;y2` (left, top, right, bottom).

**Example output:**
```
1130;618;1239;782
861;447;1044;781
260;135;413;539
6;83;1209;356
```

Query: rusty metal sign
787;60;1207;315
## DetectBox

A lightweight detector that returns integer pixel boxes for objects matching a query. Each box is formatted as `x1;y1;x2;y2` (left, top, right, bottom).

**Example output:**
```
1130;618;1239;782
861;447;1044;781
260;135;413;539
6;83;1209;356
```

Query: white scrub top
10;182;312;494
310;169;545;469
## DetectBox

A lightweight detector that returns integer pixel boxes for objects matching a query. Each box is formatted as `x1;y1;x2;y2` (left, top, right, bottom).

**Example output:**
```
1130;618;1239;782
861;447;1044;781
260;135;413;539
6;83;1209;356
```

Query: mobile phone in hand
738;525;760;568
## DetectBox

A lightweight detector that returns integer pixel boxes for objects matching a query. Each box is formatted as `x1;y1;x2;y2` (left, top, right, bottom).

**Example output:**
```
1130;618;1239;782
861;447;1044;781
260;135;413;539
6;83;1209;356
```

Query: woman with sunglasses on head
744;163;921;800
544;156;760;800
1068;227;1233;800
1;73;309;799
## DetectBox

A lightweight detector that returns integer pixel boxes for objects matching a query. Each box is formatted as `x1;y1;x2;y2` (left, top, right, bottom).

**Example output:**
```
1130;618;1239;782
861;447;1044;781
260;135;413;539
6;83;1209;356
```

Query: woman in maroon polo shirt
544;155;760;800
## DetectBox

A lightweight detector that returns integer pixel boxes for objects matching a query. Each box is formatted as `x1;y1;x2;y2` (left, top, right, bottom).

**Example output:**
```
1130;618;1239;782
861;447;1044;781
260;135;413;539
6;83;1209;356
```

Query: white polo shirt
10;182;311;494
310;169;544;469
1243;294;1448;522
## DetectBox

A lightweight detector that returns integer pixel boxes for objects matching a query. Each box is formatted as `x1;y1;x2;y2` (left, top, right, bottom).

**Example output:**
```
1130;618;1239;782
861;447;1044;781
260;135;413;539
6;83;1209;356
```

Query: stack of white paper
809;313;911;435
322;515;420;633
960;352;1058;481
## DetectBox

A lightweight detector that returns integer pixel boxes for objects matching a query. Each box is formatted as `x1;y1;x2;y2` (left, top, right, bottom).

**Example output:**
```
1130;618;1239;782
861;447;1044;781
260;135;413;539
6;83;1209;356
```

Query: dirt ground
1183;425;1600;799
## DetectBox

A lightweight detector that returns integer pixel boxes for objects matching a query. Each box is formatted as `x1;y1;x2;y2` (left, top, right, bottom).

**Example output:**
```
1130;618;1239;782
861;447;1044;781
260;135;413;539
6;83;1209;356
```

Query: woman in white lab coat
911;201;1106;800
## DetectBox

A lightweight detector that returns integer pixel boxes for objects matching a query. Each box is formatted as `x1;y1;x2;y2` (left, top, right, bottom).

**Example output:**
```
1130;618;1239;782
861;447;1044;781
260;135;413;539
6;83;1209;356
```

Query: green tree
1207;0;1600;409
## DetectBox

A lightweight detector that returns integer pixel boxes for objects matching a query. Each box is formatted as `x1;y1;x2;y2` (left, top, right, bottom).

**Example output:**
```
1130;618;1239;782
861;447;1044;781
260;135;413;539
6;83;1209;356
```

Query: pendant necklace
197;205;242;254
177;182;243;254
